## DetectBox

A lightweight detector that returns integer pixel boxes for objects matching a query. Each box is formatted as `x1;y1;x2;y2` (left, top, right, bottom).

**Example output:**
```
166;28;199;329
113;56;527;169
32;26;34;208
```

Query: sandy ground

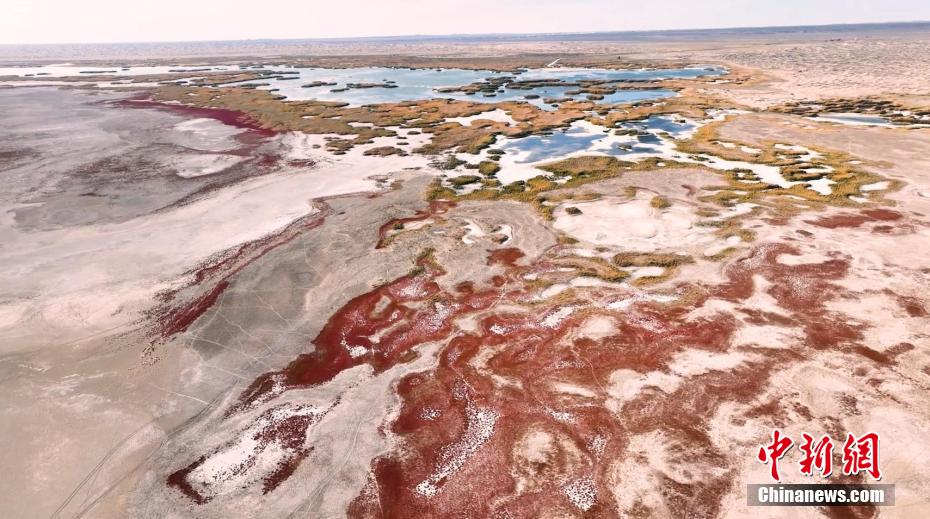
658;38;930;107
0;87;434;517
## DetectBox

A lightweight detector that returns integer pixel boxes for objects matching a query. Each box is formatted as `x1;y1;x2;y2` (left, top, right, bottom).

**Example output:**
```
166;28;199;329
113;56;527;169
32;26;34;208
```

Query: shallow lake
0;63;723;109
499;115;697;163
246;66;722;108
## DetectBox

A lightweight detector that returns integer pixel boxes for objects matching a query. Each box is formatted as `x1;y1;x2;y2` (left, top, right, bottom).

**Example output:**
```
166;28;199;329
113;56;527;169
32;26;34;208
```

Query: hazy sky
4;0;930;44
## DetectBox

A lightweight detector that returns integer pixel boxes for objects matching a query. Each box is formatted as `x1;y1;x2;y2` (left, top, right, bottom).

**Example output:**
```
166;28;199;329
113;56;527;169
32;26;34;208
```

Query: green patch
478;161;501;176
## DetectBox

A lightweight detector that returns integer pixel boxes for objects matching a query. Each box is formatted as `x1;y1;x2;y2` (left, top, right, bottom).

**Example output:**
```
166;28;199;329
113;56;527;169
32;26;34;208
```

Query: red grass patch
806;208;902;229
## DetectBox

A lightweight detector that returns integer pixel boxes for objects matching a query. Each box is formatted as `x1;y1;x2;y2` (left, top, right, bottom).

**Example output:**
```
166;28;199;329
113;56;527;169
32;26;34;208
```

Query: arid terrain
1;23;929;518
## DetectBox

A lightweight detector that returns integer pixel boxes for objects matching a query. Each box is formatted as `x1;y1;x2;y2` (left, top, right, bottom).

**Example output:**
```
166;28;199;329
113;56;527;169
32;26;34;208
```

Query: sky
3;0;930;45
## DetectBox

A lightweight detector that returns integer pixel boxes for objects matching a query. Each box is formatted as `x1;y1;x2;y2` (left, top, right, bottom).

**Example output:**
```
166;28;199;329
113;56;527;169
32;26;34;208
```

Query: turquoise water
237;66;723;107
500;115;697;162
502;124;614;162
0;63;723;109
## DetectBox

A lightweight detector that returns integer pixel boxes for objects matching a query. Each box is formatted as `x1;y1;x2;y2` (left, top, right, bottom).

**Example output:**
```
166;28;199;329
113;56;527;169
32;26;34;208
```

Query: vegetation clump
540;156;633;179
431;155;465;170
302;81;337;88
612;252;694;268
650;196;671;209
551;256;630;283
448;175;481;187
773;96;930;125
363;146;407;157
478;161;501;176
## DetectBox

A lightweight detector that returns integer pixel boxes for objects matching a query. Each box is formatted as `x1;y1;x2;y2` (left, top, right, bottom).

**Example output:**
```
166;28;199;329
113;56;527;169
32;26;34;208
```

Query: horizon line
1;19;929;48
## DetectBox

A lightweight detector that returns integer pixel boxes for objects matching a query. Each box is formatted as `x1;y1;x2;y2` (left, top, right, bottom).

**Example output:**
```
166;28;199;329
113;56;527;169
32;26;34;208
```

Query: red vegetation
486;247;525;267
114;98;276;138
167;403;327;503
895;294;927;317
228;251;507;415
345;242;882;517
169;235;893;515
166;455;209;505
806;208;902;229
160;281;230;338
